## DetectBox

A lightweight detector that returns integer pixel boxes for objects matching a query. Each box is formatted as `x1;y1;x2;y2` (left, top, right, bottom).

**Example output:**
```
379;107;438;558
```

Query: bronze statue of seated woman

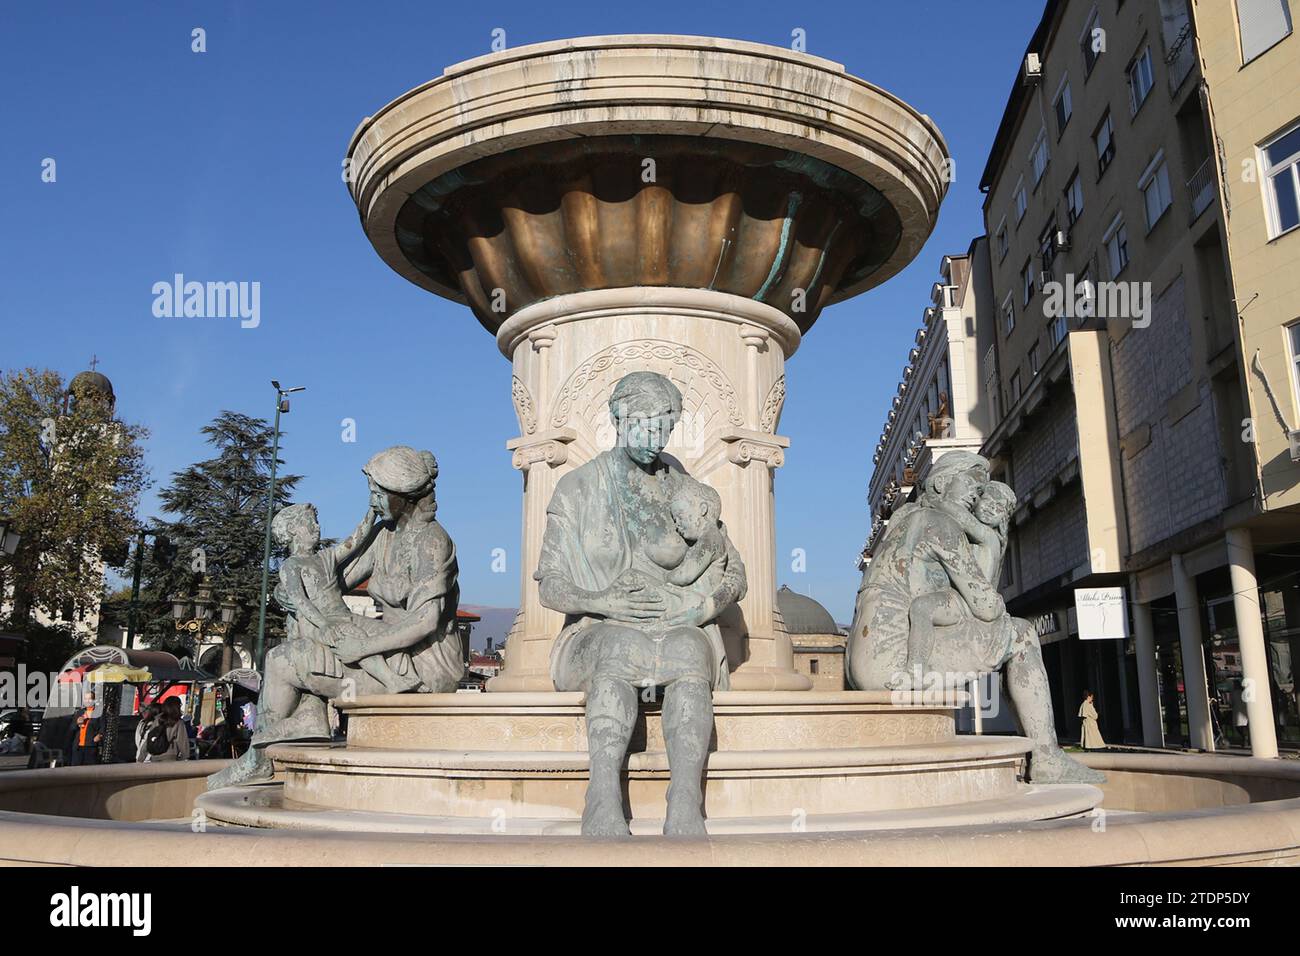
536;371;747;836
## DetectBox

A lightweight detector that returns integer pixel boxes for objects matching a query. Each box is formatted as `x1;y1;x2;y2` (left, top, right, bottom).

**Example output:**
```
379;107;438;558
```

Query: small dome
69;370;115;402
777;585;840;636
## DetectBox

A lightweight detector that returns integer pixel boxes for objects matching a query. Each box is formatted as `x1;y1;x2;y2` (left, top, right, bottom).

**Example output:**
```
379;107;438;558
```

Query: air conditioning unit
1022;53;1043;85
1054;229;1070;251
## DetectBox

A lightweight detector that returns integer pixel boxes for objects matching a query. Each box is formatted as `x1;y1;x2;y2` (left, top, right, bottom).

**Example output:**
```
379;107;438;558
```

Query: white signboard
1074;587;1129;640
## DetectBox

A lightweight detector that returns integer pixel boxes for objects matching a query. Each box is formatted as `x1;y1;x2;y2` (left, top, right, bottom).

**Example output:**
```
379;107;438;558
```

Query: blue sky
1;0;1035;621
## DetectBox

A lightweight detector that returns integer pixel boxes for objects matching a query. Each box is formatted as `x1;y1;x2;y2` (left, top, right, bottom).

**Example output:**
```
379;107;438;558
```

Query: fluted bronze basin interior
393;135;902;332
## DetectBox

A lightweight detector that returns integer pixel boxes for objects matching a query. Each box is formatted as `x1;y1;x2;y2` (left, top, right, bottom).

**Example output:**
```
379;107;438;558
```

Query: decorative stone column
490;288;806;691
345;35;948;693
1225;527;1279;758
1171;553;1215;751
1128;578;1165;748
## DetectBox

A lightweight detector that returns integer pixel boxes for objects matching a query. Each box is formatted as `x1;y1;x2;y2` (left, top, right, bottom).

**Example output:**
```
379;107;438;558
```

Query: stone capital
720;429;790;469
507;428;576;471
527;325;558;352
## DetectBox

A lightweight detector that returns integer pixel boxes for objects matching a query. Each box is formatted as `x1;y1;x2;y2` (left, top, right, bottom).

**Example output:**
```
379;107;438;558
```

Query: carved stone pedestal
490;288;807;691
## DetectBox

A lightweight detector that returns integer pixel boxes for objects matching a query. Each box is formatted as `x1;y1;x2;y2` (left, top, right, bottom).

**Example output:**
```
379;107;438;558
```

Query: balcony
1164;21;1195;96
1187;157;1215;222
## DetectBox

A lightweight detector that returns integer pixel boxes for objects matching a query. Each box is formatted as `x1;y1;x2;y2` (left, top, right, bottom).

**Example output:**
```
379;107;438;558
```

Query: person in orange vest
66;690;102;766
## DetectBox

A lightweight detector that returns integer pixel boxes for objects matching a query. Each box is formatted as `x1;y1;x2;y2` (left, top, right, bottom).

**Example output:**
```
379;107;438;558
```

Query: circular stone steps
199;691;1101;834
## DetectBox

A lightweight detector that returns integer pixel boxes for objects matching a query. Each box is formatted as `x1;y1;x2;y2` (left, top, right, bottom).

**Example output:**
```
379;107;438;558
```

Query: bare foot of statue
581;785;631;837
256;698;331;747
1029;745;1106;784
663;784;707;836
206;746;274;790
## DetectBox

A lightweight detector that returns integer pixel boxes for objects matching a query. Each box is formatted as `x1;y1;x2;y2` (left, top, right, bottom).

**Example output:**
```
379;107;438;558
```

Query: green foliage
135;411;301;655
15;620;90;675
0;368;149;629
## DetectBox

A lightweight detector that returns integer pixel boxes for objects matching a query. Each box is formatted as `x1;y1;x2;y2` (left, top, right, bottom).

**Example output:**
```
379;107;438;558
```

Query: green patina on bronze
390;134;904;332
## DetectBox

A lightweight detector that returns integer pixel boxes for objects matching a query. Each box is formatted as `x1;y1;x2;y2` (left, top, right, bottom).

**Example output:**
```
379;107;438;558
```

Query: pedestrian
1231;679;1250;748
66;690;102;766
136;697;191;762
1078;690;1106;750
133;703;161;763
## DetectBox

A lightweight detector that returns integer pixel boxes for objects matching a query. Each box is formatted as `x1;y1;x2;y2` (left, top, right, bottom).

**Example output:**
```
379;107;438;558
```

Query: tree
136;411;301;669
0;368;149;630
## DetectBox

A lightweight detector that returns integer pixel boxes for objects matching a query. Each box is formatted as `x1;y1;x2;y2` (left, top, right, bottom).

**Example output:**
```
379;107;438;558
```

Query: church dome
777;585;840;636
68;368;115;413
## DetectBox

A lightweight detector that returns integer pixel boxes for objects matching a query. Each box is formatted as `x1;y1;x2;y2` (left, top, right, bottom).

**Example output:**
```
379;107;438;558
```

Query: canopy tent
30;645;220;767
86;665;153;683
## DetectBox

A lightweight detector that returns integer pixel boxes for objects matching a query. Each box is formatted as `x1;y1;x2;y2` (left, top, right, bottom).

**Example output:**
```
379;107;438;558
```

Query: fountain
4;37;1299;865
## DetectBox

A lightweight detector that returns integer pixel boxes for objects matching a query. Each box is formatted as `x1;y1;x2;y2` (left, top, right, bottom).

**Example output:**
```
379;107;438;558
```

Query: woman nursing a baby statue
536;371;747;836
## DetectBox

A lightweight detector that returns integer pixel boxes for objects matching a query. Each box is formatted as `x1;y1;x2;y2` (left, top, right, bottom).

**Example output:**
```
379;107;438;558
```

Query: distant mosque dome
67;366;115;415
776;585;841;636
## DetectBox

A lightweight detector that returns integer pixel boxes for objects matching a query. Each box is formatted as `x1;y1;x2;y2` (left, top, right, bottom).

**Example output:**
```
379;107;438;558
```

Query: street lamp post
171;579;239;668
254;381;304;672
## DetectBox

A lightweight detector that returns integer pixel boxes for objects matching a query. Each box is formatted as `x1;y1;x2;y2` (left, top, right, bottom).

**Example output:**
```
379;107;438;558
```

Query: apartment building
976;0;1299;754
1190;0;1300;756
860;240;997;568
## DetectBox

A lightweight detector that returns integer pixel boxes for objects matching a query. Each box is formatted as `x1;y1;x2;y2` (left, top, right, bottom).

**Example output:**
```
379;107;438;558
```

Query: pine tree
0;367;149;631
137;411;300;667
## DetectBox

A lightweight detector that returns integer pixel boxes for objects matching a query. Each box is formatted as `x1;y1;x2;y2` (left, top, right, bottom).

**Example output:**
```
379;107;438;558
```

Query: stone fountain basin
213;691;1069;829
2;691;1299;864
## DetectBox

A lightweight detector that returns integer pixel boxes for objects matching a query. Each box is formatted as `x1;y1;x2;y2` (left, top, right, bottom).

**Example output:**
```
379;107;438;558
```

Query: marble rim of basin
4;754;1300;865
345;35;950;330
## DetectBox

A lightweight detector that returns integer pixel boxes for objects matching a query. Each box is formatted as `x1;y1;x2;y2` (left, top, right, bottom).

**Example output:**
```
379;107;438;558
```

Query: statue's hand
329;621;371;663
661;592;710;629
598;571;667;623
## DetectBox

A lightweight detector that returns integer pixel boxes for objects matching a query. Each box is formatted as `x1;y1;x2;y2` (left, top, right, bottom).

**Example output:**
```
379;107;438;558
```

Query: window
1094;112;1116;177
1065;170;1085;224
1022;260;1035;306
995;218;1009;260
1289;322;1300;404
1082;7;1103;75
1128;47;1154;113
1103;216;1130;277
1029;344;1041;376
1003;294;1016;335
1011;371;1023;403
1238;0;1293;64
1030;129;1050;185
1289;323;1300;405
1053;78;1073;137
1039;217;1060;280
1262;120;1300;237
1049;312;1068;348
810;659;820;675
1139;153;1173;229
1014;177;1028;222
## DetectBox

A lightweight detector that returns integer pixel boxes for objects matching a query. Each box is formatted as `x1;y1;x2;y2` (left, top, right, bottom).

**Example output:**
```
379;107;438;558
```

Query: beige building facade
969;0;1298;756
